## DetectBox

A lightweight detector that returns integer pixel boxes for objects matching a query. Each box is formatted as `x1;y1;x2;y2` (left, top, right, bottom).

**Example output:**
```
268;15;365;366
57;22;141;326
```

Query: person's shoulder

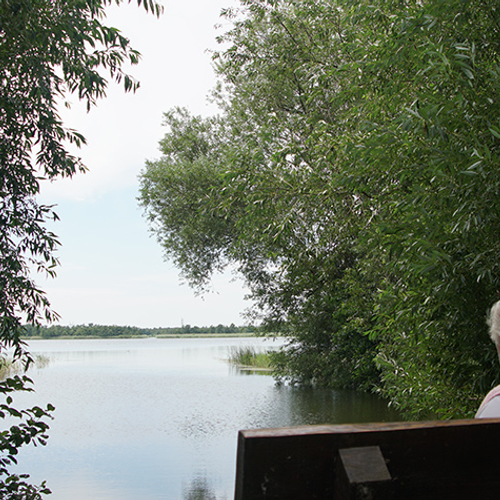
476;384;500;418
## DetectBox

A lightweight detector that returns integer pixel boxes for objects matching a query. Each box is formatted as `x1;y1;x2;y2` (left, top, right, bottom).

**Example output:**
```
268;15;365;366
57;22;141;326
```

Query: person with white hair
476;300;500;418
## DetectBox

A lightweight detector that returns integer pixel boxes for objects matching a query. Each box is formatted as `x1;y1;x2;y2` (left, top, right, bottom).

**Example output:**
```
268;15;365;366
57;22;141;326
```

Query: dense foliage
1;0;161;496
139;0;500;419
23;323;259;338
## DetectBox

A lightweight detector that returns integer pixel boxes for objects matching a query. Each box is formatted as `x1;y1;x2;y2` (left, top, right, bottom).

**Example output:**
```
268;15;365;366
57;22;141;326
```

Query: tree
1;0;161;496
139;108;238;288
140;0;500;419
339;0;500;418
140;0;382;393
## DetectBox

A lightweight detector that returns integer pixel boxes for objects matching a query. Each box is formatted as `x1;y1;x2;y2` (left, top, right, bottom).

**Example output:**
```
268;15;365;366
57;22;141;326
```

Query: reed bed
227;346;272;370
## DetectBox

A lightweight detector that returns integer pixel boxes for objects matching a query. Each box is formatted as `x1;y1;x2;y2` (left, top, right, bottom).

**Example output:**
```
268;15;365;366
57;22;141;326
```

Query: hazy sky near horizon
37;0;251;328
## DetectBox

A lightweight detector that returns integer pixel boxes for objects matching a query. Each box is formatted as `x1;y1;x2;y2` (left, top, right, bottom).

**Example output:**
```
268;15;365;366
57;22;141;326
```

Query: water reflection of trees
296;387;402;425
248;385;401;429
182;476;218;500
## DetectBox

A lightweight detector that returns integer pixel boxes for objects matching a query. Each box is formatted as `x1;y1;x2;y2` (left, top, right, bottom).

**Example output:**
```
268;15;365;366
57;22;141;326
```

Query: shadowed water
10;338;400;499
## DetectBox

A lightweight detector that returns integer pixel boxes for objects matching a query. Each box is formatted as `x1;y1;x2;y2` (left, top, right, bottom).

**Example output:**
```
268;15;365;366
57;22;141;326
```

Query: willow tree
140;0;500;418
141;0;381;393
343;0;500;418
0;0;161;496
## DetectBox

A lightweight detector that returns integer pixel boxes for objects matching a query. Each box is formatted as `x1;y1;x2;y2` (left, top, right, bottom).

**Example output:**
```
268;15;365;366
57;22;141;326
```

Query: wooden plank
234;418;500;500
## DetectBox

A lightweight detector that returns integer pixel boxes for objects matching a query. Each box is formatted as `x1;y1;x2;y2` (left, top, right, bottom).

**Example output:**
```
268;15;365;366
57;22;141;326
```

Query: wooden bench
234;418;500;499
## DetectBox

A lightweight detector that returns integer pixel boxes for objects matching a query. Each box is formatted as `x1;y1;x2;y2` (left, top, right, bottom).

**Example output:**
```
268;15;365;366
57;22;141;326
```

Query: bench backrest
235;418;500;499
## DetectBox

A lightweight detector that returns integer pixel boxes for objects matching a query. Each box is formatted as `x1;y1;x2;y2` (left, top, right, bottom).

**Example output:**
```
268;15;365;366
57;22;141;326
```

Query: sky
36;0;252;328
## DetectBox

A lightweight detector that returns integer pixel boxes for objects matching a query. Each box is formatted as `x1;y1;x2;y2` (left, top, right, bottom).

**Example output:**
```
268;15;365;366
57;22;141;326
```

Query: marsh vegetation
227;346;272;371
0;355;50;380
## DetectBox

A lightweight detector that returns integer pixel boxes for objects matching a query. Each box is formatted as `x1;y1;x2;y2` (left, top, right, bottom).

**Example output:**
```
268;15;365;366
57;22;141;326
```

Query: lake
10;337;401;499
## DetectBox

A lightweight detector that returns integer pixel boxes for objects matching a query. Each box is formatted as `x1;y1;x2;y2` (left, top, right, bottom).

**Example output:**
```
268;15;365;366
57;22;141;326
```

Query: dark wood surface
234;418;500;499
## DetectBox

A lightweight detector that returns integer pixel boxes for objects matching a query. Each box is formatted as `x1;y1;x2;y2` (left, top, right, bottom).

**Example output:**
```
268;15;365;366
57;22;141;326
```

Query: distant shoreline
23;332;260;340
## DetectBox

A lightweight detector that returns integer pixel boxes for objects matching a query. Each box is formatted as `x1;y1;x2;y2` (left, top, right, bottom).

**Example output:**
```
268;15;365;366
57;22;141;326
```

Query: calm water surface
12;337;400;499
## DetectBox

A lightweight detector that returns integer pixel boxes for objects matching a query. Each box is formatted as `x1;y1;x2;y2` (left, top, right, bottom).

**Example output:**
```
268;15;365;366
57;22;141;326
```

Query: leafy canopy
140;0;500;419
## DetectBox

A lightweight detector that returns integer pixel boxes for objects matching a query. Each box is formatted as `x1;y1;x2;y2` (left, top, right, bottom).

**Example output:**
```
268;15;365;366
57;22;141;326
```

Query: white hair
488;300;500;345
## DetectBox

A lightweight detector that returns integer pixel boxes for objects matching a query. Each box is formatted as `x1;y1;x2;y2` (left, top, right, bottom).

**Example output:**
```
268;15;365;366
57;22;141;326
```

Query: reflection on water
34;354;51;369
183;475;219;500
10;338;400;499
248;385;400;429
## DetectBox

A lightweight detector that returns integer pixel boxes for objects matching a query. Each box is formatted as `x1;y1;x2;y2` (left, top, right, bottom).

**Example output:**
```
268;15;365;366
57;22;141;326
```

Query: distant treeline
23;323;260;339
